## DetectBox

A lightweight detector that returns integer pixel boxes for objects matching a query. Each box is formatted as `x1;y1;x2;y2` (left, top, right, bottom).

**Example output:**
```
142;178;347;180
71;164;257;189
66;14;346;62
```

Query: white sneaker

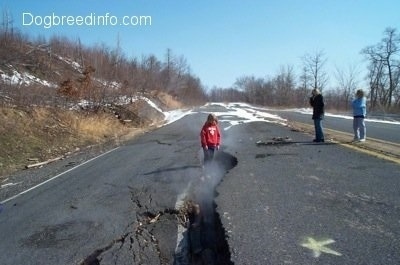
359;138;366;142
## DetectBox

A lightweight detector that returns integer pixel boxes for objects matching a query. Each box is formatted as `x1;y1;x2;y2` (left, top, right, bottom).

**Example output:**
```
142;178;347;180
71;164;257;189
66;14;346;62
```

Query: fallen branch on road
25;156;64;169
149;213;161;223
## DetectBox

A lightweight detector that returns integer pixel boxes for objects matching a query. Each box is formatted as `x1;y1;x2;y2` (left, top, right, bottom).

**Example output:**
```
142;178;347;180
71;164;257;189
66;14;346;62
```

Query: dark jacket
309;94;325;119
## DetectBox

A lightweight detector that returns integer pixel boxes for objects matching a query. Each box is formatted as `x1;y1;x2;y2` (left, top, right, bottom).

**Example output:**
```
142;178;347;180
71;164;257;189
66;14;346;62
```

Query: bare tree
208;87;246;102
361;27;400;110
1;9;14;46
296;66;312;106
334;63;360;110
302;50;329;92
162;48;173;91
273;65;296;106
139;54;162;92
234;76;269;105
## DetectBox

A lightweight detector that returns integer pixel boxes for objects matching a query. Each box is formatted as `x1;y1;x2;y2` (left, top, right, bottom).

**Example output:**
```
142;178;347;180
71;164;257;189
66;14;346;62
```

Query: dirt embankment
0;106;129;177
0;92;183;178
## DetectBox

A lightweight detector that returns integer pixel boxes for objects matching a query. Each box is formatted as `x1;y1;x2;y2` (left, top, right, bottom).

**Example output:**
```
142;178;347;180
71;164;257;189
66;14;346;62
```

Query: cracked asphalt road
216;118;400;264
1;104;399;265
0;113;209;264
0;106;238;265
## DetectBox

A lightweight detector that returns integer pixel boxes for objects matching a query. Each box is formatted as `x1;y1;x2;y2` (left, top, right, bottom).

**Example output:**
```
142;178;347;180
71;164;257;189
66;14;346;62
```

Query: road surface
269;109;400;144
0;103;399;264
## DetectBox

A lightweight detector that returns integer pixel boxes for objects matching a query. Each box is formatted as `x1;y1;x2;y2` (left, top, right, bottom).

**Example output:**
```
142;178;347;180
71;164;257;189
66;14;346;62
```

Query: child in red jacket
200;113;221;166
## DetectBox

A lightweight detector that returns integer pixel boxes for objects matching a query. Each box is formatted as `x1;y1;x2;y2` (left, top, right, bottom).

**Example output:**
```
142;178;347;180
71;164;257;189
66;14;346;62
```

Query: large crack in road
178;151;238;265
78;150;238;265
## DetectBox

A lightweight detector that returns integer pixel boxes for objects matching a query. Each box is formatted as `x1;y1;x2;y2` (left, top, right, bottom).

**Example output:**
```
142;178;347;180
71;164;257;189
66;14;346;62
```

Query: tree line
209;27;400;113
1;11;399;113
0;12;207;108
51;37;208;107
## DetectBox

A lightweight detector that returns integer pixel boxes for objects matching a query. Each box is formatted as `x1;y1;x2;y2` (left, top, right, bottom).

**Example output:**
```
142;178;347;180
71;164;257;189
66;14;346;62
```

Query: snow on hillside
0;66;56;87
2;56;398;128
56;55;82;72
0;55;81;88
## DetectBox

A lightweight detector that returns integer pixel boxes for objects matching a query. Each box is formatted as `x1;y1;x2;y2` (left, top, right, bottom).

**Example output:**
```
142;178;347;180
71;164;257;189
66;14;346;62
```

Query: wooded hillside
0;24;199;177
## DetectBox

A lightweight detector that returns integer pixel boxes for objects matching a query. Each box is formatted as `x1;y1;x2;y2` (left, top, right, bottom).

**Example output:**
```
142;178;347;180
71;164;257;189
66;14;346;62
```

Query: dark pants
203;146;216;166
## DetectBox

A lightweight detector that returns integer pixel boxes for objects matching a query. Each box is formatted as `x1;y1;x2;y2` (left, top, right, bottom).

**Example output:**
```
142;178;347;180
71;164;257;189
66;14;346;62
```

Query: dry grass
64;111;129;142
0;91;184;178
153;91;183;110
0;106;131;177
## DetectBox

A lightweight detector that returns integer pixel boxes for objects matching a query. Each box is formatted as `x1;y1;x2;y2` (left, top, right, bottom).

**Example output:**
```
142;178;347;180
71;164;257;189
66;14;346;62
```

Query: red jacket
200;122;221;148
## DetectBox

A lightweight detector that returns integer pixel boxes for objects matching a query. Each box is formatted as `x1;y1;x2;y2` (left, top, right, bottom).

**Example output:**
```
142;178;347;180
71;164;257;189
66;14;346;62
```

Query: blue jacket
352;97;366;117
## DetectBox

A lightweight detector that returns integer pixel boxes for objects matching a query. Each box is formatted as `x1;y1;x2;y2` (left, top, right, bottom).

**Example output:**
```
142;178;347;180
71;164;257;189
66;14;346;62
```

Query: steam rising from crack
174;150;238;264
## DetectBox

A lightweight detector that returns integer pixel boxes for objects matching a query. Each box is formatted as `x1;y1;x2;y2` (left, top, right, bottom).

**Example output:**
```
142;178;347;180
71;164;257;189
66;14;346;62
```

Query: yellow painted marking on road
288;121;400;164
301;237;342;258
339;142;400;164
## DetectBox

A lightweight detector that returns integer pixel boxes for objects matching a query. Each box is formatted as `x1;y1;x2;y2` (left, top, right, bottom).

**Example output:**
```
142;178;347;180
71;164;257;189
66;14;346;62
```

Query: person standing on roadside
309;88;325;142
352;89;367;142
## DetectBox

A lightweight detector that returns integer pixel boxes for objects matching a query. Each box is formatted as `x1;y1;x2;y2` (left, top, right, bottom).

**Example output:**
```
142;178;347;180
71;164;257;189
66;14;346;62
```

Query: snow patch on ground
0;67;56;87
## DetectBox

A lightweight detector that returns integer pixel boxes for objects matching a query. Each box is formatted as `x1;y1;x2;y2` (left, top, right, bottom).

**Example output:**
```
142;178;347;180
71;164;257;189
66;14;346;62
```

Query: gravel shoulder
287;121;400;164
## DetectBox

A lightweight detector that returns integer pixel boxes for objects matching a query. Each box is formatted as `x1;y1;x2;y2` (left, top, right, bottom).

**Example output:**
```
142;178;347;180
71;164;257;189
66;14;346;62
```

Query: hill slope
0;37;185;178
